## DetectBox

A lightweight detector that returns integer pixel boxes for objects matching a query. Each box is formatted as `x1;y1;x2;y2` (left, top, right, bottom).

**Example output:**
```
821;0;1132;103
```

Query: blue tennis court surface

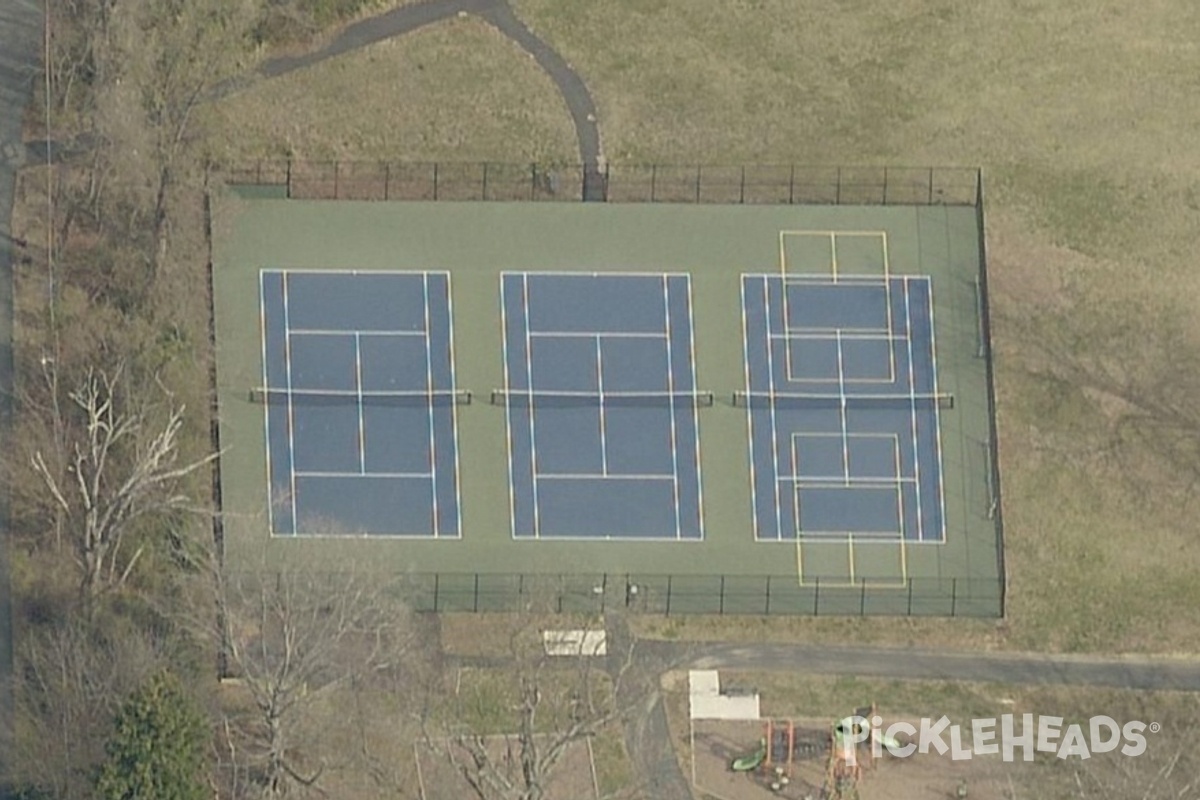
500;273;704;539
742;275;946;542
259;270;461;537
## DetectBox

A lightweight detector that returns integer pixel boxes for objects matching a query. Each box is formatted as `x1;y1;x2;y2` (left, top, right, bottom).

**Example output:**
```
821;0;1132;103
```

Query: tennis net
732;391;953;410
248;387;472;407
490;389;715;409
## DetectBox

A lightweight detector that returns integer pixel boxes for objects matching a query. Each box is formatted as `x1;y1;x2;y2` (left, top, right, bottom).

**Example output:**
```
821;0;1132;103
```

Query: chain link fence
214;161;981;206
390;573;1003;617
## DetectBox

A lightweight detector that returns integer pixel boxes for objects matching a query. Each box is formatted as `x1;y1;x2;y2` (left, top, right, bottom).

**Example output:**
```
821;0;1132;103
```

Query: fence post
928;167;935;205
860;580;867;615
835;167;842;205
433;573;440;611
951;578;958;616
473;573;480;612
650;164;657;202
333;161;340;199
285;159;292;199
739;166;746;204
600;573;608;613
384;162;391;201
665;575;672;616
764;575;772;615
907;578;914;615
433;162;439;201
531;163;537;200
789;165;795;204
719;575;725;615
883;167;889;205
813;577;820;615
695;165;702;203
604;162;611;202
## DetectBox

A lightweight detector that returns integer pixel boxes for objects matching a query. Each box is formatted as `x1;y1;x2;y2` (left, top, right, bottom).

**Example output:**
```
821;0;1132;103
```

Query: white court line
739;277;760;542
769;331;909;343
903;280;925;544
499;269;694;278
662;275;681;539
926;278;948;544
258;273;276;535
596;335;608;476
354;333;366;474
281;274;299;535
522;274;541;538
830;231;839;280
500;276;517;539
762;277;785;540
538;473;675;481
836;331;849;484
422;273;439;538
686;275;704;539
446;273;464;538
288;328;427;337
294;470;433;479
529;331;668;340
779;476;916;485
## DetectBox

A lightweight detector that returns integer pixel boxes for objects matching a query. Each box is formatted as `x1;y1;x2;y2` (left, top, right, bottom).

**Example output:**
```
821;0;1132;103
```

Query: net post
384;162;391;201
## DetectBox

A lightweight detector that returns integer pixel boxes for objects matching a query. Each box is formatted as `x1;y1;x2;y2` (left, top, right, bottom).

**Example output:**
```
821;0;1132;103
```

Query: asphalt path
221;0;607;199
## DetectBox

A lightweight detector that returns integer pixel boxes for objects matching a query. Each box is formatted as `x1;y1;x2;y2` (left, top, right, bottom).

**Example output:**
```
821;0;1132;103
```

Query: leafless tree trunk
29;363;217;607
207;568;416;799
423;606;644;800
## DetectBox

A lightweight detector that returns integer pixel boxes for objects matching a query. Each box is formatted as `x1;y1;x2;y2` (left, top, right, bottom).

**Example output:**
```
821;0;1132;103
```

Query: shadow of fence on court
214;161;982;206
392;573;1003;618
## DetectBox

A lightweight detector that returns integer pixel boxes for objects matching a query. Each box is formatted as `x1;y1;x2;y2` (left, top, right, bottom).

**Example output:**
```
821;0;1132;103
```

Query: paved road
222;0;607;200
649;641;1200;691
0;0;42;783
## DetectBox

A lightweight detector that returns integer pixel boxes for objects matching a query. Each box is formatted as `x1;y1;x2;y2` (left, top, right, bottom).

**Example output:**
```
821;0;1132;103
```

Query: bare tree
5;615;176;799
211;568;416;799
422;605;646;800
29;363;217;606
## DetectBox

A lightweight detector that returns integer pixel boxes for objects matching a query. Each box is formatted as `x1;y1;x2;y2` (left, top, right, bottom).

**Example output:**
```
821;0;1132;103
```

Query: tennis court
213;199;1004;616
741;274;946;544
258;270;463;537
497;272;704;540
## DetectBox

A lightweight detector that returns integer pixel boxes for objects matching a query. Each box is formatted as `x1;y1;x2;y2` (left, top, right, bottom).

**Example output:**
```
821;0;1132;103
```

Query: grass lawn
199;0;1200;653
202;13;578;163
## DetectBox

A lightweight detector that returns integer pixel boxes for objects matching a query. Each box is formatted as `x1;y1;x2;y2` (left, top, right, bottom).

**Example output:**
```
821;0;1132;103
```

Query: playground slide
730;739;767;772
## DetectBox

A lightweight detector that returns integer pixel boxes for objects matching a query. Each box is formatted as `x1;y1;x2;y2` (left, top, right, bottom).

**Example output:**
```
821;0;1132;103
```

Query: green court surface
211;196;1003;616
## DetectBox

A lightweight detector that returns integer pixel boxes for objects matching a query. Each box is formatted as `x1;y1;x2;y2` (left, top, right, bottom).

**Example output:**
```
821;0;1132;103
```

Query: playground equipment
731;702;888;800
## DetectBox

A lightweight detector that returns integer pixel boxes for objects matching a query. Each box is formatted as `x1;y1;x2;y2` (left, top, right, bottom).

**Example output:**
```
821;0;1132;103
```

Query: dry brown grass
202;13;578;163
